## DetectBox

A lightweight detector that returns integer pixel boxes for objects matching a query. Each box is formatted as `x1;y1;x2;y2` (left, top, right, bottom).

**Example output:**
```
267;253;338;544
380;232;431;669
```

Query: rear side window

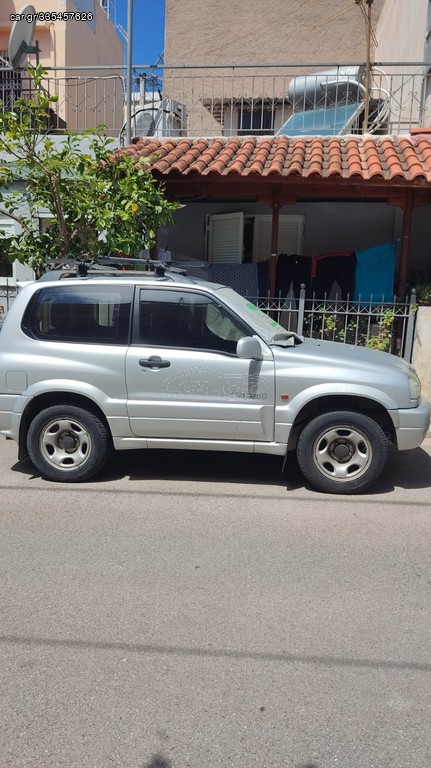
22;284;133;344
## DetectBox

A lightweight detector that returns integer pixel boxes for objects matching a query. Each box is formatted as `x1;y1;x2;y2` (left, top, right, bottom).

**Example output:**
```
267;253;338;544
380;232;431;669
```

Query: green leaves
0;66;181;271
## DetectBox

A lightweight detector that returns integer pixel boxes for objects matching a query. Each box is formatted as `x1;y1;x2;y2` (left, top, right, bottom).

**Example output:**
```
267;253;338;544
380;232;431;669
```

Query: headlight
409;369;421;400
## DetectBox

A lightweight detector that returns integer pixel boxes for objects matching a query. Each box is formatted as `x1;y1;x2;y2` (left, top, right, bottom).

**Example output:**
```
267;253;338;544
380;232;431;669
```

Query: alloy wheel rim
39;418;92;471
312;424;372;482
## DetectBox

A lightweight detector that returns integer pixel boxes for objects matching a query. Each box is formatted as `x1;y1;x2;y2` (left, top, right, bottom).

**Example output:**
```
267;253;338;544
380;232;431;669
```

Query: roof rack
44;257;189;279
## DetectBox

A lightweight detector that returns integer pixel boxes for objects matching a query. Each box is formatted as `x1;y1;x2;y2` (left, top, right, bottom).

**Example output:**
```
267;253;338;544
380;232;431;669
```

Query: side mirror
236;336;263;360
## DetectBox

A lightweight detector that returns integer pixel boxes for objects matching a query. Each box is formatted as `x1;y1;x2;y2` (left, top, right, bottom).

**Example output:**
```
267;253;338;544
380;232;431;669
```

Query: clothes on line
208;241;397;303
354;242;396;302
257;261;269;297
312;251;356;299
275;253;311;298
208;263;260;299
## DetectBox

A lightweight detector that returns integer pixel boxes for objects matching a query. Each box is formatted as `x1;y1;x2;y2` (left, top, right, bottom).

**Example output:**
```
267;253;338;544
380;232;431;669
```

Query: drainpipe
125;0;134;147
362;0;374;132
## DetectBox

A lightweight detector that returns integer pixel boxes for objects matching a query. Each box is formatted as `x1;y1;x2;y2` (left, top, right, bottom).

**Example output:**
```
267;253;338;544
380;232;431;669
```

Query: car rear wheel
296;410;389;494
27;405;111;482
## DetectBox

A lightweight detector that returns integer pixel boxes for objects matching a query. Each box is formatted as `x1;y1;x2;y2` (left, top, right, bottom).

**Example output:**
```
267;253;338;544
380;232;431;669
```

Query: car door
125;287;275;442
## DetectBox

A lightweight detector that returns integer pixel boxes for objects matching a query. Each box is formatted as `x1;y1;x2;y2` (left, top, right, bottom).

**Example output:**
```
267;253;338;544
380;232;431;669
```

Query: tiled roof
121;135;431;182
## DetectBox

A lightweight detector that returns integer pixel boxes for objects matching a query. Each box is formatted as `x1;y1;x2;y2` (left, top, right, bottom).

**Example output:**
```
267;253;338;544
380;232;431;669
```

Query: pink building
0;0;124;133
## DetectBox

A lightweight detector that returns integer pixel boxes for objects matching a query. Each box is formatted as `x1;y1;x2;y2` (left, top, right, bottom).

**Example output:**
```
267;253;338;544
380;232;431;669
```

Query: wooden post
269;195;280;295
398;189;413;299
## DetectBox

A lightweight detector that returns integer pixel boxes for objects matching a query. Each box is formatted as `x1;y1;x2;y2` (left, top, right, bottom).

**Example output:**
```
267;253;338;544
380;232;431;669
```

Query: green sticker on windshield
246;301;278;328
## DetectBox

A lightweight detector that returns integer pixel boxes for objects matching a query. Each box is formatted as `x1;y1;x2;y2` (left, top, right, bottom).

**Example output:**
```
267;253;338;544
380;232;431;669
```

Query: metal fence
254;287;418;361
1;61;431;139
0;280;17;331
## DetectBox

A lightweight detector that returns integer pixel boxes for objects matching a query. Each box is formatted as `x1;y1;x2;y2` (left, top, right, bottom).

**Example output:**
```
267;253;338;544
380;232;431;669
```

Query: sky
115;0;165;66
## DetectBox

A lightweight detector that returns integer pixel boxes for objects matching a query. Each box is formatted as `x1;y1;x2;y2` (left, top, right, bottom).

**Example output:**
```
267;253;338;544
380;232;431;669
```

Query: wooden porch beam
155;175;431;205
398;189;414;299
269;193;280;295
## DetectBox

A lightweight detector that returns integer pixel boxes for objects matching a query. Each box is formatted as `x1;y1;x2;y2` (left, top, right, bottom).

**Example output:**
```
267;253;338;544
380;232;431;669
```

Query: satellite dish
8;5;39;69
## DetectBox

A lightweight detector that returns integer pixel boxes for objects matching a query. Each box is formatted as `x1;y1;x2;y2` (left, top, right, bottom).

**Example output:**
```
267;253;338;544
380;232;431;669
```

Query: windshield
215;287;302;344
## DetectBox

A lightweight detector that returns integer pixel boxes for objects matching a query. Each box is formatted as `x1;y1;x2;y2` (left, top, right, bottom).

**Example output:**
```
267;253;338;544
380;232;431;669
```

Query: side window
138;289;250;354
22;285;133;344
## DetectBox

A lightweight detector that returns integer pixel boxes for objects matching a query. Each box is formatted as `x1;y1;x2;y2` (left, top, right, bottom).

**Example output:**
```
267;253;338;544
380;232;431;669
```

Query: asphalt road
1;437;431;768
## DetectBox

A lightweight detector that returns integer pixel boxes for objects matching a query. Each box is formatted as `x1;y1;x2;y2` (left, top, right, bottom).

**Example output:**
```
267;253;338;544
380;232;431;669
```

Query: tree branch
0;208;32;234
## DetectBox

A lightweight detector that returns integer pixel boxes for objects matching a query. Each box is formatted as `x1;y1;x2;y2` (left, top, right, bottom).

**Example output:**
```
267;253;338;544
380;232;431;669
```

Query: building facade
0;0;124;134
153;0;431;286
0;0;124;285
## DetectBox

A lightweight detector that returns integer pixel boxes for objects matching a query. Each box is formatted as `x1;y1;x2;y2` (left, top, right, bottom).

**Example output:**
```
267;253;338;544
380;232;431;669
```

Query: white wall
413;306;431;408
158;199;400;260
377;0;428;62
376;0;429;129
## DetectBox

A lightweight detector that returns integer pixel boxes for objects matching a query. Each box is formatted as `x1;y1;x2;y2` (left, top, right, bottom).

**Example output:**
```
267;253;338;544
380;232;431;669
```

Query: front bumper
392;398;431;450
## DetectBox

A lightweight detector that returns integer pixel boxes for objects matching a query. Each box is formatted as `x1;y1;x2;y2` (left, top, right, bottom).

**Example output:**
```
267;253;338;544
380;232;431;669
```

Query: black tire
27;405;112;482
296;410;389;494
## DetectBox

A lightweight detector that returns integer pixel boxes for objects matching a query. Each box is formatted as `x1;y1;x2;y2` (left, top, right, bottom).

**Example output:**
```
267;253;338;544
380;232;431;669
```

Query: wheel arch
19;392;112;460
287;394;396;452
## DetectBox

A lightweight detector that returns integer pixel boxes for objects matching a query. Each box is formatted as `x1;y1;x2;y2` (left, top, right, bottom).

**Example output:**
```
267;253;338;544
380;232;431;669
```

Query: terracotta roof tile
326;138;343;175
344;138;363;178
398;137;429;180
123;135;431;183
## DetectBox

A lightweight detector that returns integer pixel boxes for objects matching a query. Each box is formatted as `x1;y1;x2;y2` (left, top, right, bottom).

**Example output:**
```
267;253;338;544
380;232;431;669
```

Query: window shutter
252;215;304;261
207;212;244;263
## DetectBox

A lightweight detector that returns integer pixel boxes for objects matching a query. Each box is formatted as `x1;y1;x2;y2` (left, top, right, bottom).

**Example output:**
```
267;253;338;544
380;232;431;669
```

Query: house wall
376;0;429;128
61;0;124;131
157;199;430;287
0;0;64;64
377;0;428;62
163;0;386;136
0;0;124;132
413;307;431;406
158;200;397;260
164;0;386;66
0;0;123;64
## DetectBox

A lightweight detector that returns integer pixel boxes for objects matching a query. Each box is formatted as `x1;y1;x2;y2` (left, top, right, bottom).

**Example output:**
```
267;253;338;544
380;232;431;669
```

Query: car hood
270;337;413;407
274;336;410;371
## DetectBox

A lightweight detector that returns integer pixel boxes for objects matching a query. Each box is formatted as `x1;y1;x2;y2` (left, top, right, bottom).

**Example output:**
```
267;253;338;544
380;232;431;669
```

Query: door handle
139;357;171;369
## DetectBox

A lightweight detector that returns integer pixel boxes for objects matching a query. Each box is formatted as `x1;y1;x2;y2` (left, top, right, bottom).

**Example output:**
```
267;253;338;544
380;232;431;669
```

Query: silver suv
0;266;429;493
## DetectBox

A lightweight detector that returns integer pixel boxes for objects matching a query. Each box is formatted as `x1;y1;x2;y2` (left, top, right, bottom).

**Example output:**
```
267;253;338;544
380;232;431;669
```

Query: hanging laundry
257;261;269;297
354;242;397;303
208;263;259;300
275;253;311;298
312;251;356;299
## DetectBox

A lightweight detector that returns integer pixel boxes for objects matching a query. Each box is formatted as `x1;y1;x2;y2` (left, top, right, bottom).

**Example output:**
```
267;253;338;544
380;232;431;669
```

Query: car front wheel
296;410;389;494
27;405;112;482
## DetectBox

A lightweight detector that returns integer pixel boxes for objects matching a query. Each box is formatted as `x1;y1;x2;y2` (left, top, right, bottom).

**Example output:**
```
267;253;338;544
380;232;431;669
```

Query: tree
0;66;180;273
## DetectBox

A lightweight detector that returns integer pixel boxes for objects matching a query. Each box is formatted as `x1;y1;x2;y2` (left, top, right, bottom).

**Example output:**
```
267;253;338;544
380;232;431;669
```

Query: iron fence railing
0;280;18;331
1;62;431;139
254;287;417;361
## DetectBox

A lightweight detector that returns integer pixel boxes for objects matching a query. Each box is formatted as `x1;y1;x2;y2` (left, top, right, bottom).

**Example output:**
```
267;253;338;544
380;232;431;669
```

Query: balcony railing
1;62;431;140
